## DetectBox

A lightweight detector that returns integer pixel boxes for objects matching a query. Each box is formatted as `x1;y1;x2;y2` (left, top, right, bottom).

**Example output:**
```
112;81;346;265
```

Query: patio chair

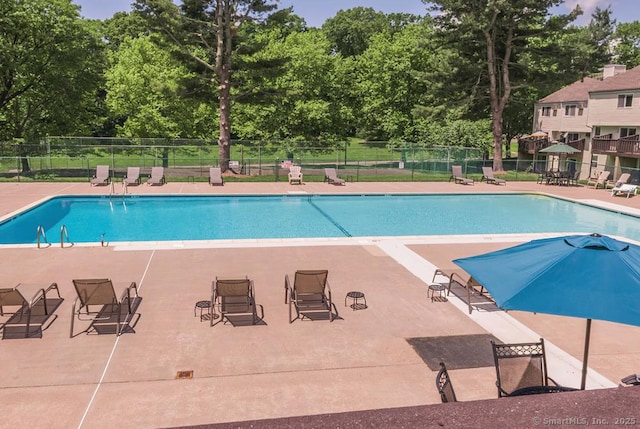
324;168;345;185
490;338;560;397
612;173;631;188
435;361;458;403
288;166;303;185
147;166;166;186
432;268;489;314
481;166;506;185
569;170;581;186
449;165;474;185
211;277;263;326
586;171;610;189
285;269;334;323
70;278;141;337
611;183;638;198
123;167;141;186
91;165;110;186
209;167;224;186
0;283;63;339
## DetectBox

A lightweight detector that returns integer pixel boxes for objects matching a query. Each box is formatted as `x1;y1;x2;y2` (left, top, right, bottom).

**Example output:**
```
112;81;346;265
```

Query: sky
74;0;640;27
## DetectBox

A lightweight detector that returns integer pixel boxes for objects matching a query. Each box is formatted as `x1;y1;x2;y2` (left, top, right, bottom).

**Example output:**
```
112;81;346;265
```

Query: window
564;105;577;116
621;128;637;138
553;109;557;117
618;94;633;108
566;133;579;142
594;126;601;136
541;106;551;117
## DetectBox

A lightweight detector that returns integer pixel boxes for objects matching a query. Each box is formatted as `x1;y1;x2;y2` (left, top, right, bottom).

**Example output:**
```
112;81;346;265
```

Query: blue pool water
1;194;640;244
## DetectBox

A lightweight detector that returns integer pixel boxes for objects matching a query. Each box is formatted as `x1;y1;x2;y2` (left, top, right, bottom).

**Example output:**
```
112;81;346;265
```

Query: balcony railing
592;134;640;157
518;138;585;154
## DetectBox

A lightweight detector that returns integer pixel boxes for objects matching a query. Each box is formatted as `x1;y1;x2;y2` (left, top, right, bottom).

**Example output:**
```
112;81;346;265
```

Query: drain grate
175;370;194;380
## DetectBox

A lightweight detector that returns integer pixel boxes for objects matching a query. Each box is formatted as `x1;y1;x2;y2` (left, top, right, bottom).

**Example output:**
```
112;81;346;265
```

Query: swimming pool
1;193;640;244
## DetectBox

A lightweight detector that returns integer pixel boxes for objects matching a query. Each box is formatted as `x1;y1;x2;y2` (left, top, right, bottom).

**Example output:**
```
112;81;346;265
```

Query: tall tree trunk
218;64;232;169
484;19;514;173
215;0;233;172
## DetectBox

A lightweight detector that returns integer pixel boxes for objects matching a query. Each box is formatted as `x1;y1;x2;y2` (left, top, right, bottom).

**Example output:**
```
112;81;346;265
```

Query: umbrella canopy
531;130;548;137
539;142;580;154
453;233;640;389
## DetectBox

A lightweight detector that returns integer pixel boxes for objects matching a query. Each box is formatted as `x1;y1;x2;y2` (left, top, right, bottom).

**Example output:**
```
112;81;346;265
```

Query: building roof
590;64;640;93
539;77;601;103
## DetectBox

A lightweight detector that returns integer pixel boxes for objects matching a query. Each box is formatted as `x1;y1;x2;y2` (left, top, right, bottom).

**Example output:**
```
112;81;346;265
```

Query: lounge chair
91;165;110;186
611;183;638;198
288;166;303;185
612;173;631;188
490;338;561;397
481;166;506;185
0;283;62;339
432;268;489;314
436;362;458;403
211;277;263;326
449;165;474;185
70;278;141;337
285;269;333;323
586;171;610;189
123;167;141;186
209;167;223;186
147;166;166;186
324;168;345;185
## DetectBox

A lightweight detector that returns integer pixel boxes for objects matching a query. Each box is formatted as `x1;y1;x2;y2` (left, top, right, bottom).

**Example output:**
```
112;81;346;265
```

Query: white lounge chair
288;166;303;185
91;165;110;186
611;183;637;198
123;167;141;186
209;167;223;186
586;171;610;189
147;167;166;186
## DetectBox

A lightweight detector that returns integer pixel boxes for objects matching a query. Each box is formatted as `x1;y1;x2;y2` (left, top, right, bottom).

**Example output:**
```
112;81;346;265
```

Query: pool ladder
36;225;74;248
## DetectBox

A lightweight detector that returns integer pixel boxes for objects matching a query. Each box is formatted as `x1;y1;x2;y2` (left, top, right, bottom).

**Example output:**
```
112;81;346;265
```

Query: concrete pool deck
1;180;640;428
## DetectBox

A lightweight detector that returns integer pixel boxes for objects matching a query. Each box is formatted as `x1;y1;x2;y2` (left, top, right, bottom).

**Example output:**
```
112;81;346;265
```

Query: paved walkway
1;180;639;428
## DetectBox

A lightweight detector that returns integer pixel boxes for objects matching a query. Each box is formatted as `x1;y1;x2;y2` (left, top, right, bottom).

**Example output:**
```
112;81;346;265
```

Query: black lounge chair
70;278;141;337
0;283;63;339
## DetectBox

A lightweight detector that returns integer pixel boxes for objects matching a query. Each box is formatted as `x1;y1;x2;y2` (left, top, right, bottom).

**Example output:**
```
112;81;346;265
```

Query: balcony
592;134;640;158
518;138;585;154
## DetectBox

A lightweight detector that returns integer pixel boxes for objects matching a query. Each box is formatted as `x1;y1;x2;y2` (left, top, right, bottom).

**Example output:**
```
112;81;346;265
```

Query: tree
426;0;580;171
322;7;392;57
351;21;434;142
233;28;353;145
134;0;278;171
105;35;215;139
612;21;640;68
0;0;106;170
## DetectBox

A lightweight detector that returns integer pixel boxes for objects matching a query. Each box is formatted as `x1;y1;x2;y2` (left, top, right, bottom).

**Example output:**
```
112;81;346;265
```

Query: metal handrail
36;225;49;248
60;225;73;248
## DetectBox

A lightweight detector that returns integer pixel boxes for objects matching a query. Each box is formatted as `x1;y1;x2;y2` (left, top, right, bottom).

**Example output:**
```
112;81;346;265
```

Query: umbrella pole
580;318;592;390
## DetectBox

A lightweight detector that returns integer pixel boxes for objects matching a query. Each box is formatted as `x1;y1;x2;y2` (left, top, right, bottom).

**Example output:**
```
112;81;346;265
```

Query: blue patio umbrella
453;233;640;390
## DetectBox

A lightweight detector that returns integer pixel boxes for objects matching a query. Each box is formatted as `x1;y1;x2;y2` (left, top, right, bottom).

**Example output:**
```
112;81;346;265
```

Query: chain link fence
0;137;630;183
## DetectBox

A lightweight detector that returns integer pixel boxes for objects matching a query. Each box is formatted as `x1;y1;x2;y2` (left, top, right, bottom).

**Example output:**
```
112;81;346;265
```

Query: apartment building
520;64;640;182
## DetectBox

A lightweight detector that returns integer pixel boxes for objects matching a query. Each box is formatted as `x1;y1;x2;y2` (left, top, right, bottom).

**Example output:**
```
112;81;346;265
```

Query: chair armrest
284;274;291;304
118;282;138;314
